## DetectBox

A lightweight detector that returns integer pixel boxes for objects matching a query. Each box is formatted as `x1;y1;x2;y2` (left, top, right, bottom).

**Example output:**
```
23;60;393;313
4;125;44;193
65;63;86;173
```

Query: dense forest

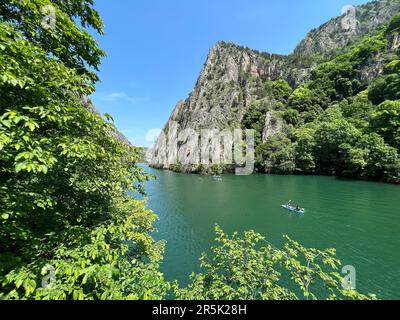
243;15;400;183
0;1;383;300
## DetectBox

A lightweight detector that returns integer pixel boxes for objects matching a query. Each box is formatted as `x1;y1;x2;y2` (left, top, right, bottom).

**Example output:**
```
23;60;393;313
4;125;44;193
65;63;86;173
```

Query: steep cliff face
148;0;400;172
163;43;308;133
147;42;308;170
294;0;400;57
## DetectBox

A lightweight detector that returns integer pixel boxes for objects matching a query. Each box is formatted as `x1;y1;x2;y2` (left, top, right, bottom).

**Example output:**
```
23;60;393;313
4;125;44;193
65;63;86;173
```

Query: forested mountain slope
149;0;400;183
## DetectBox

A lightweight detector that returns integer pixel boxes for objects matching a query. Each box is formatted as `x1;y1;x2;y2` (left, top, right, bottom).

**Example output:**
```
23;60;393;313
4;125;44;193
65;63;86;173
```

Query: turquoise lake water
141;166;400;299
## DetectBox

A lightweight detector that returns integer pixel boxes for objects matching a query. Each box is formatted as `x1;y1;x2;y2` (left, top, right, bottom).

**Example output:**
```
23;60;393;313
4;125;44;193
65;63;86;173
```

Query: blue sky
91;0;371;147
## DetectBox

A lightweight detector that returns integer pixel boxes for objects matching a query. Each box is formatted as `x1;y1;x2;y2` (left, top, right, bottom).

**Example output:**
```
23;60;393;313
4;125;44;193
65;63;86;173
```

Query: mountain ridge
148;0;400;181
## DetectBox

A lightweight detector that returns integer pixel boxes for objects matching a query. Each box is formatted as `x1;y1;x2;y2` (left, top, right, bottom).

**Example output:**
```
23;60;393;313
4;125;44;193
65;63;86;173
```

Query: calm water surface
140;165;400;299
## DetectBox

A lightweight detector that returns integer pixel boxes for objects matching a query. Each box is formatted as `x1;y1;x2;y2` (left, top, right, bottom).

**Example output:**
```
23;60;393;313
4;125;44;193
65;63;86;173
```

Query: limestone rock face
263;112;283;141
147;42;310;171
294;0;400;57
148;0;400;172
171;42;309;133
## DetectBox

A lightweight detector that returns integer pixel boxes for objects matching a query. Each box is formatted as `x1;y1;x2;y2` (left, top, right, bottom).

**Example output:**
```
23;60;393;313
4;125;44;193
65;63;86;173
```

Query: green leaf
15;162;24;173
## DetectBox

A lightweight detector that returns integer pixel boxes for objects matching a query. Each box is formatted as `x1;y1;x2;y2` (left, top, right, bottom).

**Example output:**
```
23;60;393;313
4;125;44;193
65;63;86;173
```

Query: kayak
282;204;305;214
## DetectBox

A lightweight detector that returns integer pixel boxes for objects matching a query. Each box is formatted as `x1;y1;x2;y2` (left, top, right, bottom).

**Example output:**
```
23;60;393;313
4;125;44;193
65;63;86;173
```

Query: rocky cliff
294;0;400;56
148;0;400;173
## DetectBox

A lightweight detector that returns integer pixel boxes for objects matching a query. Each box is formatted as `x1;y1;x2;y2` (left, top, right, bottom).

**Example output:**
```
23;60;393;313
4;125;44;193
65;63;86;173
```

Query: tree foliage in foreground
0;0;105;81
175;227;376;300
0;0;167;300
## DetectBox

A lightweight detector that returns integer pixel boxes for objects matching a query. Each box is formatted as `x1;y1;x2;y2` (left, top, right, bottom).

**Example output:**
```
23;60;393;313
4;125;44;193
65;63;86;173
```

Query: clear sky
90;0;371;147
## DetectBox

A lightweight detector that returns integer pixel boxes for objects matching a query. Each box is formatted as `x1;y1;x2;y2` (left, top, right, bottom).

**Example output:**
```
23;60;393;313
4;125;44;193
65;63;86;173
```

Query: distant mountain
294;0;400;56
82;96;132;146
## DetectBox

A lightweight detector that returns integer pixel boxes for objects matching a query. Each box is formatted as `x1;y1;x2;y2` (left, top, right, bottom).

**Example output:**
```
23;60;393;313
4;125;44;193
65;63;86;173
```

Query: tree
283;108;302;127
368;74;400;105
288;85;326;122
371;100;400;149
293;127;316;173
271;79;292;103
339;143;369;178
0;1;167;300
242;102;265;146
174;226;376;300
313;108;362;174
339;92;375;129
361;133;400;182
256;133;295;174
310;60;358;101
0;0;105;82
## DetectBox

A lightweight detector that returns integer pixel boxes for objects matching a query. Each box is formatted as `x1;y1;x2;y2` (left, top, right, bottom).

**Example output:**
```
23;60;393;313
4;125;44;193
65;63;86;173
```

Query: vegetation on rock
252;14;400;183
